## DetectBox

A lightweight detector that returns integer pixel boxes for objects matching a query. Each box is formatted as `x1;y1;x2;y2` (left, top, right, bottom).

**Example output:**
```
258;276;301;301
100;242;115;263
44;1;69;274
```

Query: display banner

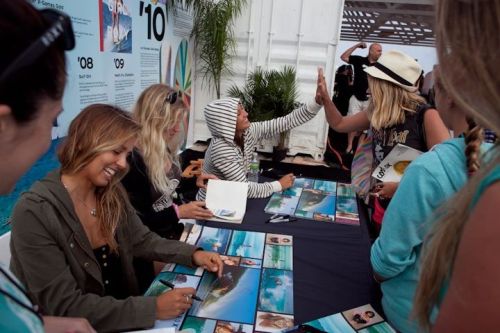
0;1;194;235
30;0;193;139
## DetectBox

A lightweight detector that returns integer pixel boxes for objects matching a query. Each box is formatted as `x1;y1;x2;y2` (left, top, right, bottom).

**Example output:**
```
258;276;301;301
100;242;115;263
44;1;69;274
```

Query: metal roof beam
349;0;433;5
345;6;434;16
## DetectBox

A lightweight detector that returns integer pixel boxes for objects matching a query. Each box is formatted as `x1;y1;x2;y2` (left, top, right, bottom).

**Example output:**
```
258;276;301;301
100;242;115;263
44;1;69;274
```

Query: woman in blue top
370;66;491;333
0;1;94;332
413;1;500;332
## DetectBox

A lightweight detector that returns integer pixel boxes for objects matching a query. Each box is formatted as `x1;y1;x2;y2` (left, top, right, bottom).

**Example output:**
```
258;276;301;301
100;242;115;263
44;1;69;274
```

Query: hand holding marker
159;279;204;302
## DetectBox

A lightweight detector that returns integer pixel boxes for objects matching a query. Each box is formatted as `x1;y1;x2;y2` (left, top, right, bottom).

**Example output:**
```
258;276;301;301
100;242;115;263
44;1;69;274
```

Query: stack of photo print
145;223;295;332
264;178;360;225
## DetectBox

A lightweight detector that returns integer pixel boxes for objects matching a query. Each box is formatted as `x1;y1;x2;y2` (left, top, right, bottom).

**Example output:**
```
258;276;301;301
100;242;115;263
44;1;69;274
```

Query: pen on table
269;217;297;223
159;279;204;302
266;214;290;223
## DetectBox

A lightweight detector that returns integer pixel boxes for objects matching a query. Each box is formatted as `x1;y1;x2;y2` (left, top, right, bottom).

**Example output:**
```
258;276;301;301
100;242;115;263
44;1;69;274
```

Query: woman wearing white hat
319;50;450;228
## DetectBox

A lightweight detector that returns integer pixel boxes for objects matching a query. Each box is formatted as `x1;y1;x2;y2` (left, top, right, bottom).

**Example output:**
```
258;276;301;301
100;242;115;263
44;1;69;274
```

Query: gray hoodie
197;97;321;200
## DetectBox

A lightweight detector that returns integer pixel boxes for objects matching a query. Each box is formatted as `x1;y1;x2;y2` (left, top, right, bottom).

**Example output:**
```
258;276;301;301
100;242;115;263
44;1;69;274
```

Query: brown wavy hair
413;0;500;330
58;104;141;252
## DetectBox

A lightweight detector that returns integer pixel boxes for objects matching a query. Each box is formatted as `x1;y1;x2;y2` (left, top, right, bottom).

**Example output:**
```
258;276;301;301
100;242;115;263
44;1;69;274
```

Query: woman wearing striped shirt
197;77;324;200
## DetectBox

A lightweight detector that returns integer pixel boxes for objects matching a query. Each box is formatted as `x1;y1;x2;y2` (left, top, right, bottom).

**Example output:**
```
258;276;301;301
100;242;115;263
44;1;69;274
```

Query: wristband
172;203;180;218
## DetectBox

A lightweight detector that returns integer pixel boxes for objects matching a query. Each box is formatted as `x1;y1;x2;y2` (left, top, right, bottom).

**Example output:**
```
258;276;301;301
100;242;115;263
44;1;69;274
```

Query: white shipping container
188;0;345;160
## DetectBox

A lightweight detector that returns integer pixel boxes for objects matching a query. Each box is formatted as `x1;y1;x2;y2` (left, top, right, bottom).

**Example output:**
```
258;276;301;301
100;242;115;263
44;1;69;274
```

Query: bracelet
172;203;180;218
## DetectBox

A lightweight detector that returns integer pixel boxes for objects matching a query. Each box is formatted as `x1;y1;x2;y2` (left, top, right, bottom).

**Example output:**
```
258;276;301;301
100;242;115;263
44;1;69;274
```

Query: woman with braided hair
369;66;492;333
413;0;500;332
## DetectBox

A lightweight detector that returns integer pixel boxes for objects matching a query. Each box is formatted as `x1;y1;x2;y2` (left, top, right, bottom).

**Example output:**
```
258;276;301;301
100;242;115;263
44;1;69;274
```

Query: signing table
200;189;381;325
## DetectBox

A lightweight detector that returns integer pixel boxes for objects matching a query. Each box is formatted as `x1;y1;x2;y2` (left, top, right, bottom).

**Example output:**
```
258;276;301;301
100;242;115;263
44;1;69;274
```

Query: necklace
62;183;97;217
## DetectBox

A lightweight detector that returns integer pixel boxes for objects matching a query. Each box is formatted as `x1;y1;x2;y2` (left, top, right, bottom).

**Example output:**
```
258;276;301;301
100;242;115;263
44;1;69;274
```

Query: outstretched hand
193;250;224;277
316;68;330;105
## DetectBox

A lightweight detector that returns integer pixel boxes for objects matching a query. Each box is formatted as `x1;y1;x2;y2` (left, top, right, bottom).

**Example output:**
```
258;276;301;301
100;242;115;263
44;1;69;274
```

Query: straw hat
364;50;423;92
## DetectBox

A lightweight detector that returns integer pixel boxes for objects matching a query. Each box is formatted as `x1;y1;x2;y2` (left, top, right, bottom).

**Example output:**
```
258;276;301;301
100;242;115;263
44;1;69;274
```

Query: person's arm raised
340;42;366;63
317;68;370;133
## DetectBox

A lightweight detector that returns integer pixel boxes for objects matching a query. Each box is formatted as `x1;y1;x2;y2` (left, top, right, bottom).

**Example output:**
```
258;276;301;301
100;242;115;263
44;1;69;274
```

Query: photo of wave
313;180;337;194
264;193;300;215
227;230;265;259
100;0;133;53
263;244;293;270
336;196;358;215
337;182;356;197
189;266;261;324
258;268;294;314
295;189;336;220
196;226;232;254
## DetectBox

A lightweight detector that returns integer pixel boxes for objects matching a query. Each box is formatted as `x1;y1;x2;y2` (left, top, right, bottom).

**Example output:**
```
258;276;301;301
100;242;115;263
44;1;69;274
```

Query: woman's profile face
80;137;136;187
0;98;62;194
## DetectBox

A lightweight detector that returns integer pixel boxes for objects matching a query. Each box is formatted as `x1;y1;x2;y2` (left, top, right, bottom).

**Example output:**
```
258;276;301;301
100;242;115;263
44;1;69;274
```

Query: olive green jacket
10;170;198;332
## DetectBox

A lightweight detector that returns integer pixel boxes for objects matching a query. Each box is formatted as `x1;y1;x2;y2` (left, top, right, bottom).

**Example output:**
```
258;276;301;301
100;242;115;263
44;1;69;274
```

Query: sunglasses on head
165;90;183;105
0;8;75;83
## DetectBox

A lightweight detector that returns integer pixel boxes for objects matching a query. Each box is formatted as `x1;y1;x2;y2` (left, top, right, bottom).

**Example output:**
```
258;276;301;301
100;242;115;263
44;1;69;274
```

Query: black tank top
371;104;430;167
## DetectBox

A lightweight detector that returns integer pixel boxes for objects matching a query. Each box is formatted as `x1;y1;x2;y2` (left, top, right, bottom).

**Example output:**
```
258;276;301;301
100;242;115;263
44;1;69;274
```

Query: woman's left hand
196;173;218;189
192;250;223;277
373;182;398;199
178;201;213;220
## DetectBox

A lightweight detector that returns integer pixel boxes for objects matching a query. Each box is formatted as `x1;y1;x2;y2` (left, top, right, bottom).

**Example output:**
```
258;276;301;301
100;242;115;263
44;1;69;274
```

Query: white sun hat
364;50;423;92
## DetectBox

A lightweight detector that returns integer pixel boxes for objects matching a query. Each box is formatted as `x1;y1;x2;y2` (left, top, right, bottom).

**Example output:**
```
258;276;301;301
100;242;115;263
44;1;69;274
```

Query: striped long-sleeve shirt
197;97;321;200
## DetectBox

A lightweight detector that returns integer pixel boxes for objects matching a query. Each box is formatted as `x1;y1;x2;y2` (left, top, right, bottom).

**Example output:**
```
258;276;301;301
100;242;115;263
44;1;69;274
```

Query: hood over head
204;97;240;141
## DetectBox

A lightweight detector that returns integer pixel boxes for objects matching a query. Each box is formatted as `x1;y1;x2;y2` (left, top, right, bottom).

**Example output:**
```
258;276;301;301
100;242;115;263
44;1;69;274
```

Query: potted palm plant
227;65;300;161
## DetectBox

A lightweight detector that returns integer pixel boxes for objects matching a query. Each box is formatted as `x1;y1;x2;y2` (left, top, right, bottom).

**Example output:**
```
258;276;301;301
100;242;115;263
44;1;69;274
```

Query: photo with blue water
189;266;261;324
258;268;294;314
264;193;300;216
263;244;293;270
180;316;217;333
196;226;232;254
282;187;303;197
337;182;356;197
358;322;397;333
313;179;337;194
306;313;356;333
336;196;358;215
295;189;336;221
100;0;133;53
292;178;314;189
226;230;265;259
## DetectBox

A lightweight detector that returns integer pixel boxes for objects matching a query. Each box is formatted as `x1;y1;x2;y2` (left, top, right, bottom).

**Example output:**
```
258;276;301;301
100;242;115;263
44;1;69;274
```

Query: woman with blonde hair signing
318;51;450;229
10;104;223;333
122;84;216;291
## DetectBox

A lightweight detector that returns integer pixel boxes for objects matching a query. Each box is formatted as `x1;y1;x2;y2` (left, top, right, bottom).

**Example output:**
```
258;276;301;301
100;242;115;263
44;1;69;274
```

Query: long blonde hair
367;76;426;130
58;104;141;252
133;84;187;194
414;0;500;330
